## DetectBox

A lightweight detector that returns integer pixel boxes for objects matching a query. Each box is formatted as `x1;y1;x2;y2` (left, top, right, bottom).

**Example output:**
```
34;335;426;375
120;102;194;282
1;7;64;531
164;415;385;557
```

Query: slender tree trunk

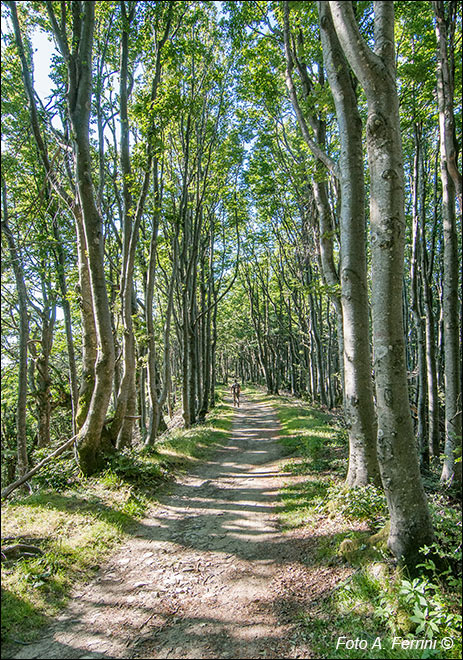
188;311;198;425
209;288;218;409
182;296;191;428
36;290;56;448
421;236;440;459
152;232;177;441
199;232;214;421
1;179;29;478
318;1;380;485
433;0;462;486
51;214;79;435
110;2;138;448
410;127;429;468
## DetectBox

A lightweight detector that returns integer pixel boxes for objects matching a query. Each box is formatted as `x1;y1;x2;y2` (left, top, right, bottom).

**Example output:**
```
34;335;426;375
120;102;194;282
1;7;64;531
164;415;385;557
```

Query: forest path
13;394;341;659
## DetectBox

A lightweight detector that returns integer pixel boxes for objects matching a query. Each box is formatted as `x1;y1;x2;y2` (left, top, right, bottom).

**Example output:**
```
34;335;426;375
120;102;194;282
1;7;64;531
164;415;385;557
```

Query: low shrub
325;483;388;527
101;450;170;491
30;450;80;491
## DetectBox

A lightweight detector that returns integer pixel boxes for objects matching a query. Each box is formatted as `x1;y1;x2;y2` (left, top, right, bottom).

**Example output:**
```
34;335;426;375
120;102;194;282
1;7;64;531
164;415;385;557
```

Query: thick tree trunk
74;209;98;433
329;0;433;565
57;2;115;474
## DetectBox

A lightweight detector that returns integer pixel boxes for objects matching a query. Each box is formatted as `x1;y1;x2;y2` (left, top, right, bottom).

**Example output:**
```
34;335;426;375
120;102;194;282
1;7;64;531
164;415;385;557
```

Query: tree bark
329;0;433;565
432;1;462;207
48;1;115;474
8;0;97;436
420;180;440;459
1;178;29;478
51;212;79;435
432;0;462;486
410;126;428;468
35;281;56;449
318;1;380;486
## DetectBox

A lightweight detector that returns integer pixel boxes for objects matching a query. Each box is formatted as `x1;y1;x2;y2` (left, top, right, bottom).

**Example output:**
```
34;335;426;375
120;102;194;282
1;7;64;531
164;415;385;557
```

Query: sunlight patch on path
12;394;318;660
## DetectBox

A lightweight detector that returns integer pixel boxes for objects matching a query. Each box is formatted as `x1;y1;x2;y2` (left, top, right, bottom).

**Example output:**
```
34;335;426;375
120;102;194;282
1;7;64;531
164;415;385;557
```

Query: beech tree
432;0;462;486
1;178;29;478
328;0;434;564
46;1;116;473
2;0;461;572
316;1;379;487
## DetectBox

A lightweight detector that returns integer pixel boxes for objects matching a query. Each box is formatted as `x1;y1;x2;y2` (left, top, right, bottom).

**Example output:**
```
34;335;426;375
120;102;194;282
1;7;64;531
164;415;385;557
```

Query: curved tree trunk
46;1;115;474
8;1;97;439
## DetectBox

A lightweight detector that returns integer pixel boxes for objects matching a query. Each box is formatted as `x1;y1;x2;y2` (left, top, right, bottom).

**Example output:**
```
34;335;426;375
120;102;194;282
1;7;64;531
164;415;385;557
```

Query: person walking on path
231;379;241;407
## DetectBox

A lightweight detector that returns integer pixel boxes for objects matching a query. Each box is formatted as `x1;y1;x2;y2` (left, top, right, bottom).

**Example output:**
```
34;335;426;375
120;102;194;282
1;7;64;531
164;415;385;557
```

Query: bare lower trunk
36;299;55;448
59;3;115;474
411;129;429;468
318;2;379;486
422;269;440;458
74;211;98;432
1;179;29;478
329;0;433;565
433;1;462;486
51;215;79;435
420;152;440;460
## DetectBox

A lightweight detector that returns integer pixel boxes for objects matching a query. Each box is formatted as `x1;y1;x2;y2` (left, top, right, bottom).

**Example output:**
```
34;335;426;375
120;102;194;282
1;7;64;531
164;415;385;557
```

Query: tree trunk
433;0;462;486
35;288;56;449
1;178;29;478
329;0;433;566
51;214;79;435
421;232;440;459
7;1;97;438
52;2;115;474
318;1;380;485
410;127;429;468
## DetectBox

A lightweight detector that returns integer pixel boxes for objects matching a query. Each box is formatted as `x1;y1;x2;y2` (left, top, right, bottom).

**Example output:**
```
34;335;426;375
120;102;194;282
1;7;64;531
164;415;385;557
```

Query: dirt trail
11;394;338;659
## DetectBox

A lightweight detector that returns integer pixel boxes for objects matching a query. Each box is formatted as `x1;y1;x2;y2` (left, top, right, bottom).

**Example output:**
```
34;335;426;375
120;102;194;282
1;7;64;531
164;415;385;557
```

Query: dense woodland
1;0;461;584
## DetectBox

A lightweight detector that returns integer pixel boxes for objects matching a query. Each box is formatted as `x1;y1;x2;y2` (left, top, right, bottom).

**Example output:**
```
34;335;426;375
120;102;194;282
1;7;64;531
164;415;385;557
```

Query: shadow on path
8;394;337;660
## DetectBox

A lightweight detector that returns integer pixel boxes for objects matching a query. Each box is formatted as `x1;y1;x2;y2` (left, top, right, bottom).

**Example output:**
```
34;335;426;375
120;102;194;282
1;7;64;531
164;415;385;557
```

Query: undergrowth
266;389;462;659
1;395;233;648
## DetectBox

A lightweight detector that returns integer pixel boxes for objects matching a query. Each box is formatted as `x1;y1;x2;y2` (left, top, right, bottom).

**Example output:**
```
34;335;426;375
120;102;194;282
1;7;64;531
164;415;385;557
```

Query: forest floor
6;393;353;659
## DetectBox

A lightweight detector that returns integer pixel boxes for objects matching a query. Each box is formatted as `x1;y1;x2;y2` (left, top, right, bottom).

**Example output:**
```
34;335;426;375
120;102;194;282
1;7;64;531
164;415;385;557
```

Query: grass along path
253;387;461;660
2;387;460;659
3;390;307;659
1;396;234;656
